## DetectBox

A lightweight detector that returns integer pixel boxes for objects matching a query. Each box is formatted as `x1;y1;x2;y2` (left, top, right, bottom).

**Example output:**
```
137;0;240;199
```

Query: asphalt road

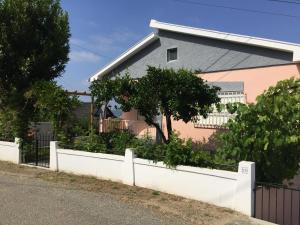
0;173;186;225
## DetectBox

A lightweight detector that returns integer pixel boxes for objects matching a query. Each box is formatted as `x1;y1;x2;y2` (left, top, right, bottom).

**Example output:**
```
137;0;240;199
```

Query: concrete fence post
235;161;255;216
50;141;58;171
14;137;21;164
123;148;135;186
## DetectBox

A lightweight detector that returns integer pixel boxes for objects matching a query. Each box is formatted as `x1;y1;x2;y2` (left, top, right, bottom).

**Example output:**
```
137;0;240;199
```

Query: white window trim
194;91;246;128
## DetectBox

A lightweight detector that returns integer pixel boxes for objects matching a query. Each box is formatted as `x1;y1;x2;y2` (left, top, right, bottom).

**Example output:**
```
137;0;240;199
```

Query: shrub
133;132;215;168
163;134;215;168
216;78;300;183
109;130;137;155
134;134;165;162
66;129;138;155
163;134;192;167
0;109;15;141
189;149;214;168
73;133;106;153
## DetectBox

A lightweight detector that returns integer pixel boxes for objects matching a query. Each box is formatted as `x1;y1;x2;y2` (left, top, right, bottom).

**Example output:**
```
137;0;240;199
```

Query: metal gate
254;182;300;225
21;132;54;168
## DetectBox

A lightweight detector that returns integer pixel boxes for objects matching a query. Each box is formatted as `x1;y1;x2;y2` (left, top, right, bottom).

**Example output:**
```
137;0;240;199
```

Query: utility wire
71;43;111;59
267;0;300;5
172;0;300;19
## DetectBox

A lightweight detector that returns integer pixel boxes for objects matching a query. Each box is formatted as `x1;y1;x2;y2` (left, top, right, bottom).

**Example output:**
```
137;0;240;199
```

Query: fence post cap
50;141;59;148
125;148;135;157
238;161;255;166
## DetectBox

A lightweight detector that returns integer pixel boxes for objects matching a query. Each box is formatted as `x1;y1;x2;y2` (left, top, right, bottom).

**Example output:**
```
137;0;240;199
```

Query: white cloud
70;28;142;58
69;50;101;63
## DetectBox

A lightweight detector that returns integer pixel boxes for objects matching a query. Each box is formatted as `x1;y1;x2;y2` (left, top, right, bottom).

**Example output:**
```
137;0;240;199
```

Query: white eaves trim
150;20;300;62
89;33;158;81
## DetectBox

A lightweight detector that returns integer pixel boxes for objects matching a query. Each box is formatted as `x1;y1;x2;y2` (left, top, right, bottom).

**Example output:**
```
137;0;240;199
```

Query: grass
152;190;160;196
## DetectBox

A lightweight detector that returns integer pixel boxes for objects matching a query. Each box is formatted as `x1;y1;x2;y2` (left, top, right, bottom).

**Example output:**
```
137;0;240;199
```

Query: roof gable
90;20;300;81
150;20;300;62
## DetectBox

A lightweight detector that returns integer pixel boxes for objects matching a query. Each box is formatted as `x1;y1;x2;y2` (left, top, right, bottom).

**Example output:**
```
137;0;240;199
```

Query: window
194;91;246;128
167;48;177;62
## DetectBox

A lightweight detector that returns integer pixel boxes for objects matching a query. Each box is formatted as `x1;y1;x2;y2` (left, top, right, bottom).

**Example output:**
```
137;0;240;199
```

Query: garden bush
215;78;300;183
62;129;137;155
163;133;215;168
134;132;216;169
73;133;107;153
0;110;15;141
106;130;137;155
134;134;165;162
60;129;230;170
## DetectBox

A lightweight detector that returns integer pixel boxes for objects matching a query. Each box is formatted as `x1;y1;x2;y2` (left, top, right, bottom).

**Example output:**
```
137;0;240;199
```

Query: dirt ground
0;161;258;225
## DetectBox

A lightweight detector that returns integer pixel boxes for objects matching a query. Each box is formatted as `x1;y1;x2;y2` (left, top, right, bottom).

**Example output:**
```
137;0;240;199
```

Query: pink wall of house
200;63;300;103
121;110;157;138
169;63;300;141
121;63;300;142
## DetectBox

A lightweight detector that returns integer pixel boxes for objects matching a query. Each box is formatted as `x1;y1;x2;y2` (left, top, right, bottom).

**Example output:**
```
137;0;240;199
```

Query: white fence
0;138;21;164
50;142;255;216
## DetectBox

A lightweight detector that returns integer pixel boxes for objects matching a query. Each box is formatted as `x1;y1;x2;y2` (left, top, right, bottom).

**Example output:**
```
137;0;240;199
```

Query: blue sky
58;0;300;96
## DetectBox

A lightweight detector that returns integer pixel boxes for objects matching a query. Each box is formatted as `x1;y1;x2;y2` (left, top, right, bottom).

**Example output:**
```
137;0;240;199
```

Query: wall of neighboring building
108;30;293;79
74;102;93;120
120;64;300;142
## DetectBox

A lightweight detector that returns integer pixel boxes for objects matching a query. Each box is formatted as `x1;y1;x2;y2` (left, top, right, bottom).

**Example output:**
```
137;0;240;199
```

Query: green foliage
90;67;220;143
0;0;70;138
163;133;214;168
135;132;215;168
216;78;300;183
73;133;107;153
134;134;165;162
109;130;136;155
26;80;80;140
0;109;15;140
90;73;134;110
63;130;137;155
163;134;192;166
188;149;214;168
60;129;228;170
69;118;90;137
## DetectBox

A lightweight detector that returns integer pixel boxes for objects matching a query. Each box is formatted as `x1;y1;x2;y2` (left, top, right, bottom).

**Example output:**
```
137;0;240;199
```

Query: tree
26;80;80;138
0;0;70;138
216;78;300;183
90;73;135;127
90;66;220;143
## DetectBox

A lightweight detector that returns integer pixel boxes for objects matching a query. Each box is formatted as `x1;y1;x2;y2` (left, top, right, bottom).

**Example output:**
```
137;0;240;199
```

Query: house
90;20;300;142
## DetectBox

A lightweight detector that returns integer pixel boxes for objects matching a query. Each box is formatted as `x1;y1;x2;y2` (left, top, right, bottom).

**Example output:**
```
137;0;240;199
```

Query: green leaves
0;0;70;138
90;67;220;143
0;0;70;90
28;80;80;137
216;78;300;183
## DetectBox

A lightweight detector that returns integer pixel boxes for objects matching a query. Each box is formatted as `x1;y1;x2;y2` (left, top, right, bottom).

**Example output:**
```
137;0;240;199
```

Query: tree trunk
165;114;172;142
147;120;167;144
99;102;108;134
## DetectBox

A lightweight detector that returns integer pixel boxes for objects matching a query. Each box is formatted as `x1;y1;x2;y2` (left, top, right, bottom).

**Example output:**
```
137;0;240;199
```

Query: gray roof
208;81;244;92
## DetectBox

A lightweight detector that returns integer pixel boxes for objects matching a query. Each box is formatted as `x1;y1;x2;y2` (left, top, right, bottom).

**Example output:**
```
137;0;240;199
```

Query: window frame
194;91;246;128
167;47;178;62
